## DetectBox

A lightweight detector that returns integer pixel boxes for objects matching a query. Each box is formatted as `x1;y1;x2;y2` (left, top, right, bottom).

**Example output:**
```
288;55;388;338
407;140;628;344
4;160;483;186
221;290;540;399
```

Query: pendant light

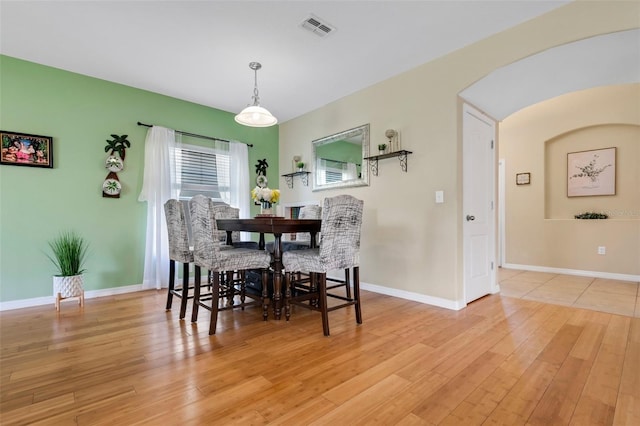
234;62;278;127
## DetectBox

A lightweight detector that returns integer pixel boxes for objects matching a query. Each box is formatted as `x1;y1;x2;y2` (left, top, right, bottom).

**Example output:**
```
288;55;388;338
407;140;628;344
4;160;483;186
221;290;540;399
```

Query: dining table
216;217;321;320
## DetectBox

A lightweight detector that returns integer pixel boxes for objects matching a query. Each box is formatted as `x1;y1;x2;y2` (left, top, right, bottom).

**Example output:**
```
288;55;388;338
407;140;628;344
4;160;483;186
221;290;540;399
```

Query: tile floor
498;268;640;317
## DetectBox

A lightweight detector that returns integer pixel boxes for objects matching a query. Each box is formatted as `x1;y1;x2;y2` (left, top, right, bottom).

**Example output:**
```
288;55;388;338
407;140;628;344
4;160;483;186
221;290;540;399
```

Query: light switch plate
435;190;444;203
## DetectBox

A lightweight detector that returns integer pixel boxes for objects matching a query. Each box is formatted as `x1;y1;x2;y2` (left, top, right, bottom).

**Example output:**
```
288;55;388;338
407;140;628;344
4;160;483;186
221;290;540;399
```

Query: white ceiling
461;28;640;120
3;1;636;124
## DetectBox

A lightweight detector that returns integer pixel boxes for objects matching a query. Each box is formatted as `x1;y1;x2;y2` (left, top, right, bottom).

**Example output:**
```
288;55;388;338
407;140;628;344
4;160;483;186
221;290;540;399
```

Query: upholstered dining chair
163;199;194;320
265;204;322;253
189;195;272;334
278;204;353;300
282;194;363;336
211;203;259;250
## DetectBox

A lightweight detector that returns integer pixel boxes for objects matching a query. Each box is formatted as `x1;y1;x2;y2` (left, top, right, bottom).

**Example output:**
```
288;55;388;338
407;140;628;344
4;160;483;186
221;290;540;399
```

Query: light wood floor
1;280;639;425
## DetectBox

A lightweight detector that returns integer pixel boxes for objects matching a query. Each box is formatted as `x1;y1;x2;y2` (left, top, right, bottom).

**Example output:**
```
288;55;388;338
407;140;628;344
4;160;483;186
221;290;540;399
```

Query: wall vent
300;14;336;38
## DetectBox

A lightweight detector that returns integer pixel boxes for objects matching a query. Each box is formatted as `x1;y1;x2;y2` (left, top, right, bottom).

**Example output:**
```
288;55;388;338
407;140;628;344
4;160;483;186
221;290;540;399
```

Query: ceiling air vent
300;14;336;38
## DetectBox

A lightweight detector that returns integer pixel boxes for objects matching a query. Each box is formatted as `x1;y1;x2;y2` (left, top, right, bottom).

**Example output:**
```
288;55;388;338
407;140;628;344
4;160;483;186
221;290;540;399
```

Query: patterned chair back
296;205;322;242
189;194;222;268
211;203;241;244
318;195;363;271
164;199;193;263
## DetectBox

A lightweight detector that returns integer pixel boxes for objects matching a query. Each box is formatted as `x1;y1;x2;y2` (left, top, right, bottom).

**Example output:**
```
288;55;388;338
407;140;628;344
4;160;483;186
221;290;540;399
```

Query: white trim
0;284;145;312
498;158;506;267
502;263;640;282
360;281;466;311
462;102;497;302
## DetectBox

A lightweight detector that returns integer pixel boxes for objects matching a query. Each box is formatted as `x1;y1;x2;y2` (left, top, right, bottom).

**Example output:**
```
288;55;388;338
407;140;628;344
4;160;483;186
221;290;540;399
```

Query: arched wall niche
544;124;640;220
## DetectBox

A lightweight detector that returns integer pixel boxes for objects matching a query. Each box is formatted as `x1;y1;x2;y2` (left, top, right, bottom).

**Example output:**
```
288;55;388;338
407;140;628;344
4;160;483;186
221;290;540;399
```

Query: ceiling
461;28;640;120
2;1;636;124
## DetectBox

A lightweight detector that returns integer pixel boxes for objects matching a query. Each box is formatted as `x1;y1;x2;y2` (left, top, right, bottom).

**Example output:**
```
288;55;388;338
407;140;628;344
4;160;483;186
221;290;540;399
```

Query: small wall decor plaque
102;134;130;198
1;130;53;168
516;172;530;185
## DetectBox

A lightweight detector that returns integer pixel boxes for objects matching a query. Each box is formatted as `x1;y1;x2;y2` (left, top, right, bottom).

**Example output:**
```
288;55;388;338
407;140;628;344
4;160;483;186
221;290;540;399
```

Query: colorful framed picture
1;130;53;168
567;147;616;197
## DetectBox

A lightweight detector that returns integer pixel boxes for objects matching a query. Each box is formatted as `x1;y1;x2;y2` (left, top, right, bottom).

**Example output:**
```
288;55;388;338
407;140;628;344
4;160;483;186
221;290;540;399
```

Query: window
175;144;230;202
325;169;344;183
316;159;355;184
175;143;232;242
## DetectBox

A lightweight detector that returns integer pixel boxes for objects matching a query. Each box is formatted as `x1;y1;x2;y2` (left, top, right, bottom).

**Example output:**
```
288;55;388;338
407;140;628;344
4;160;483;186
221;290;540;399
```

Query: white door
463;104;496;303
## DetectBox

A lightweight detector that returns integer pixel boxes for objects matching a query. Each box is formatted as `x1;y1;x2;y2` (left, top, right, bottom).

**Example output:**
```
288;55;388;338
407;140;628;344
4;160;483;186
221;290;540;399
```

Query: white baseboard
1;280;467;313
502;263;640;282
0;283;145;312
20;268;621;313
360;281;466;311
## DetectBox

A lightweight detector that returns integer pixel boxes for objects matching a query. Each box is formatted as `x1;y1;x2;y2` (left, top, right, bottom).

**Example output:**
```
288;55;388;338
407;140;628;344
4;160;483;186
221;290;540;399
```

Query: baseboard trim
502;263;640;282
0;284;145;312
360;282;465;311
4;265;635;312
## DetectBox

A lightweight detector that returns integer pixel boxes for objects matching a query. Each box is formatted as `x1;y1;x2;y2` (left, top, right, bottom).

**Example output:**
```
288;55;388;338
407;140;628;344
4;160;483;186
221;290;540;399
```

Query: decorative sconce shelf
281;171;311;188
364;150;413;176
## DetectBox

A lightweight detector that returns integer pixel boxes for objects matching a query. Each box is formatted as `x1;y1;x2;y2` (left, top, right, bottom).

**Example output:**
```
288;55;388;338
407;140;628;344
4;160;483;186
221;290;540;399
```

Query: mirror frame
312;123;370;192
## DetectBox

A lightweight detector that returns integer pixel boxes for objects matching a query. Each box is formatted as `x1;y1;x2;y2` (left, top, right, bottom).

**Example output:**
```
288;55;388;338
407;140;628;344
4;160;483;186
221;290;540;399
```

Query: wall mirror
312;123;369;191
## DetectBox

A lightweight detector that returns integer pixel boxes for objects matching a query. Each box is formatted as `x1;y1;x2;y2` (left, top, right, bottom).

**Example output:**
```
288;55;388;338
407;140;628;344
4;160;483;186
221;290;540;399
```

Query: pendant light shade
235;62;278;127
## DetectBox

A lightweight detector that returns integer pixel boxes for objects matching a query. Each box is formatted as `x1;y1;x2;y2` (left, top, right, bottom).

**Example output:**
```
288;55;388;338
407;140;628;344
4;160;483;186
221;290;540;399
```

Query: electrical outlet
597;246;606;255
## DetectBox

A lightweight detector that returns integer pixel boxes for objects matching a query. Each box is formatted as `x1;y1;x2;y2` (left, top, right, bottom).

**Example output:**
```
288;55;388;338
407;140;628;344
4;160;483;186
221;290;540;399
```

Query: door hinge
491;262;494;270
491;140;494;149
491;201;494;210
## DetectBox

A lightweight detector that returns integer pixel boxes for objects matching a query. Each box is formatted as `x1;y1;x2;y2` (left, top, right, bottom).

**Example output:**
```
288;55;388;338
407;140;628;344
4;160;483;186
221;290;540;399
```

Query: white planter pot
53;274;85;310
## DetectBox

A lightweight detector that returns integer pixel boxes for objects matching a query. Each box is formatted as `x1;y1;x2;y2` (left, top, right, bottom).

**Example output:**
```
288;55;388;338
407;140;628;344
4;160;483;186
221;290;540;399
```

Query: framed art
1;130;53;168
516;172;530;185
567;147;616;197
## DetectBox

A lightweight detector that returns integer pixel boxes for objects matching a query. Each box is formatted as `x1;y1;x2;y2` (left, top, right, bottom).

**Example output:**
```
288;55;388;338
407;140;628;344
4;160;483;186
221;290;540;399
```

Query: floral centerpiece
251;186;280;214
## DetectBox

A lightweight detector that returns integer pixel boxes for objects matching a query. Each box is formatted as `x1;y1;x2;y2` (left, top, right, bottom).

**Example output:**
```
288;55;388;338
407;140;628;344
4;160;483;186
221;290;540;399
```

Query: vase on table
260;201;273;216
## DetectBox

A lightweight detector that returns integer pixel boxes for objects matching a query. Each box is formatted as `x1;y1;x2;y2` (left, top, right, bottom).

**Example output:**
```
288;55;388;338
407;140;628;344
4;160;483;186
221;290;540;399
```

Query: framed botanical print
567;147;616;197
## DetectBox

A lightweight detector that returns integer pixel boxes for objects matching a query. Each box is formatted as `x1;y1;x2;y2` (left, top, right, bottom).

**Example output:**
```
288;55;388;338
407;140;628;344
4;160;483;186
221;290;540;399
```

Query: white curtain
316;157;327;185
229;141;251;240
345;162;357;180
138;126;179;290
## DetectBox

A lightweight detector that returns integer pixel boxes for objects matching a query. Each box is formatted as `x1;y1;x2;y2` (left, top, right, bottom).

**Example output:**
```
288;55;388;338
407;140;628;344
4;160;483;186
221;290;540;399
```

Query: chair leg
179;262;189;320
262;269;270;321
209;272;220;335
354;267;362;324
310;272;318;308
239;270;246;310
344;268;352;299
319;273;330;336
191;266;201;323
225;271;235;307
284;271;292;321
166;259;176;310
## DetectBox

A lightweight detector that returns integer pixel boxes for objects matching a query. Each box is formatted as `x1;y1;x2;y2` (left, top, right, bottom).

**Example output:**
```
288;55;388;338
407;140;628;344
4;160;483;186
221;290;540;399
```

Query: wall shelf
364;150;413;176
281;171;310;188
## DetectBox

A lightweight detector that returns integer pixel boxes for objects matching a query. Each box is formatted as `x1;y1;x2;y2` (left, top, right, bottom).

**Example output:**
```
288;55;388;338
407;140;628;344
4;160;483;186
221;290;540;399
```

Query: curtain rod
137;121;253;148
320;157;361;166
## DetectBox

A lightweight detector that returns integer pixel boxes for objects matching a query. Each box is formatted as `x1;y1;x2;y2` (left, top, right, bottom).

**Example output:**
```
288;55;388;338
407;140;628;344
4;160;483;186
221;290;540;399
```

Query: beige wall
278;1;640;306
500;84;639;276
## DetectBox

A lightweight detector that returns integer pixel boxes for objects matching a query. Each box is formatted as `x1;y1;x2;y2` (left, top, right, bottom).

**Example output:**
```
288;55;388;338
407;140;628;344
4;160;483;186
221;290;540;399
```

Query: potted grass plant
47;231;89;310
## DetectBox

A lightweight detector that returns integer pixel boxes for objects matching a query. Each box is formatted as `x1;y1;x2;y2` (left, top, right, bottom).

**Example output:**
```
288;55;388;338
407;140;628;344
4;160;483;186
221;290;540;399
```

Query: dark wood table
216;217;321;319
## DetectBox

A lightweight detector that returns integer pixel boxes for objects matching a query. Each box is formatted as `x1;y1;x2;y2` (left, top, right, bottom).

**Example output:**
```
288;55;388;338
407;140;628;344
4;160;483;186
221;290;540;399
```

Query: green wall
316;140;362;177
0;55;279;303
